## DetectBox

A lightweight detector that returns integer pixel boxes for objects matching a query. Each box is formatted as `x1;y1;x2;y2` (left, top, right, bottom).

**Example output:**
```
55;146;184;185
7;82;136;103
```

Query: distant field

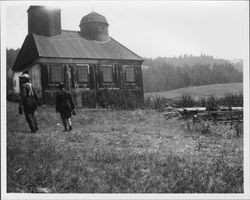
145;83;243;99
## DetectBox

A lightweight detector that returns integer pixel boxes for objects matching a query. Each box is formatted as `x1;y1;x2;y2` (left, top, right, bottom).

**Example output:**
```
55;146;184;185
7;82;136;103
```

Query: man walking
19;73;40;133
55;83;75;131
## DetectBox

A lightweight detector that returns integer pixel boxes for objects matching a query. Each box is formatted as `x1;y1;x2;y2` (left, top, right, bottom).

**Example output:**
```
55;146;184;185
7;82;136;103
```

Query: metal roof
34;30;142;60
13;30;143;71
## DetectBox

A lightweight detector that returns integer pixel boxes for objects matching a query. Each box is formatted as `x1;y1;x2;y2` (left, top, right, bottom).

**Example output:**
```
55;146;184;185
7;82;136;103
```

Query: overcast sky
3;1;249;61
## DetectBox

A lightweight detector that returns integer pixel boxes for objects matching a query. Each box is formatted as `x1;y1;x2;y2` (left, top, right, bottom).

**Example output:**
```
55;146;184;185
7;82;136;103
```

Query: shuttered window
76;65;89;83
50;65;64;83
102;65;113;82
125;66;136;82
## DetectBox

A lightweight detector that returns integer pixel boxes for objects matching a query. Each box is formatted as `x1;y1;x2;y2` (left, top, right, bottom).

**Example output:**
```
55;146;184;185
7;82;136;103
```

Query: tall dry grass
7;102;243;193
144;93;243;110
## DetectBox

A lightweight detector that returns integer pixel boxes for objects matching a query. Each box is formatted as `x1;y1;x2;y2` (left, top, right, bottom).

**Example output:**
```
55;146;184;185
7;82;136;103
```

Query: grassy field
145;83;243;99
7;102;243;193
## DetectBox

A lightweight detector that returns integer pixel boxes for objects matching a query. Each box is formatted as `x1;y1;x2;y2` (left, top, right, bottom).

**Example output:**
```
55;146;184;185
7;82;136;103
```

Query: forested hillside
142;55;243;93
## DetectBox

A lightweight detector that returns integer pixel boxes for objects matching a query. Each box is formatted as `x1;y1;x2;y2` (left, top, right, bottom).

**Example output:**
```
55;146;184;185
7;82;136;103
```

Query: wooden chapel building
12;6;144;108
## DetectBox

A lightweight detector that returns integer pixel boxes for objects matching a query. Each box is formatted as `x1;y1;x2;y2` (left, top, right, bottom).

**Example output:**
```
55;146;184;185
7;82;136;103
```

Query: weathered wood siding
29;64;42;97
40;61;144;108
12;72;22;93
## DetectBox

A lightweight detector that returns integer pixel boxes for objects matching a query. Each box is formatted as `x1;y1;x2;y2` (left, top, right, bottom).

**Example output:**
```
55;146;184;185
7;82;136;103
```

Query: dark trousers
60;112;71;130
61;118;68;130
24;109;38;132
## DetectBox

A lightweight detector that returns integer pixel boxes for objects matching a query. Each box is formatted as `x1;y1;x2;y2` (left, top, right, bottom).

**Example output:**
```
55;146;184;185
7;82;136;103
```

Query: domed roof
80;11;109;25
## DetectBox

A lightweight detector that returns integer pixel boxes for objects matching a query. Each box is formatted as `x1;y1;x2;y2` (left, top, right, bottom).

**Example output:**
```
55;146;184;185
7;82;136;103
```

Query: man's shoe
69;126;72;131
63;128;69;132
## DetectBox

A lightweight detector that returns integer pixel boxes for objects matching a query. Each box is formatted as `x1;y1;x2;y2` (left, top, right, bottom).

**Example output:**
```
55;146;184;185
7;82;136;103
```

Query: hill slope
145;83;243;99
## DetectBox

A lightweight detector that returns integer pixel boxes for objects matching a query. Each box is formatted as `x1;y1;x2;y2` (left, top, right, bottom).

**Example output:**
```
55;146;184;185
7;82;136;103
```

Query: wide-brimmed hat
19;73;30;79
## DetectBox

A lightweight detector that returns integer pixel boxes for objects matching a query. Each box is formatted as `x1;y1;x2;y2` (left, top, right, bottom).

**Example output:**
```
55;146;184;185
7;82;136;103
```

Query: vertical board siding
89;65;95;89
120;65;125;89
73;90;82;108
13;72;22;93
40;62;144;108
29;64;42;97
71;65;77;88
81;90;97;108
138;65;144;104
65;65;71;89
113;65;117;87
96;65;101;88
42;89;142;108
43;90;57;105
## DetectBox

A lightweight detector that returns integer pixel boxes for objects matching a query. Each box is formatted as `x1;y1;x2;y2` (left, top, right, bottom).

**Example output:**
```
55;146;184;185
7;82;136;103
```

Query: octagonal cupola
79;11;109;42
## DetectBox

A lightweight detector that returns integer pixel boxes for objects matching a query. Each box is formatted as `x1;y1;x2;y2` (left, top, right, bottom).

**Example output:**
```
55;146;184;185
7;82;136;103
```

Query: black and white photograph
1;0;249;199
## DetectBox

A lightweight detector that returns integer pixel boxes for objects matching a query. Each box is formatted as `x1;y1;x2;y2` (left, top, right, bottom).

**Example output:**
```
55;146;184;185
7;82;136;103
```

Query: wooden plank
177;107;207;112
29;64;42;97
114;65;118;88
120;65;125;89
64;64;71;90
89;64;94;89
40;64;49;90
138;65;144;105
43;90;58;105
71;64;77;88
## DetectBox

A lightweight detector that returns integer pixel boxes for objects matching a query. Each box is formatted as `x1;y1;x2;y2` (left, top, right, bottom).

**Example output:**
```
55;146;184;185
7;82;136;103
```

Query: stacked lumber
170;106;243;122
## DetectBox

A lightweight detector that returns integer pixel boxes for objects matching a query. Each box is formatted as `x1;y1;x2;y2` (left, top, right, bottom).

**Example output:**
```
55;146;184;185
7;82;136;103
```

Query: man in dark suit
19;73;40;133
55;83;75;131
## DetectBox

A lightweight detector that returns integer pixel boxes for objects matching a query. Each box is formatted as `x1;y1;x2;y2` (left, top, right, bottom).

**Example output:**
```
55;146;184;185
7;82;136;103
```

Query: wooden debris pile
164;106;243;124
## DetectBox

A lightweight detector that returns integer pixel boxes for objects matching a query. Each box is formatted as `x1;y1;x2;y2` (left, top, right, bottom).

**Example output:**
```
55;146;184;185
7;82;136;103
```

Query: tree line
6;49;243;94
142;55;243;93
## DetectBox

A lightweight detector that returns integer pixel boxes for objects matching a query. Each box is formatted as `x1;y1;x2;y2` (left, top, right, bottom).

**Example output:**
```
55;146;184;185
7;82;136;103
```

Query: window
76;65;89;83
125;66;136;82
50;65;64;83
102;65;113;82
97;24;105;33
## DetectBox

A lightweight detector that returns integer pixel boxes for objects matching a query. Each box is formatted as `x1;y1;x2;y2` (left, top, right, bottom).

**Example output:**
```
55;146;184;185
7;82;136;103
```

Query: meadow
7;101;243;193
145;82;243;100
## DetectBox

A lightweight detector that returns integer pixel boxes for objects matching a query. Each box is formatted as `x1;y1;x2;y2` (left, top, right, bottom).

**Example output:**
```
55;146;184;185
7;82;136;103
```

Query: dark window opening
125;67;136;82
102;65;113;82
50;65;64;83
76;65;89;83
